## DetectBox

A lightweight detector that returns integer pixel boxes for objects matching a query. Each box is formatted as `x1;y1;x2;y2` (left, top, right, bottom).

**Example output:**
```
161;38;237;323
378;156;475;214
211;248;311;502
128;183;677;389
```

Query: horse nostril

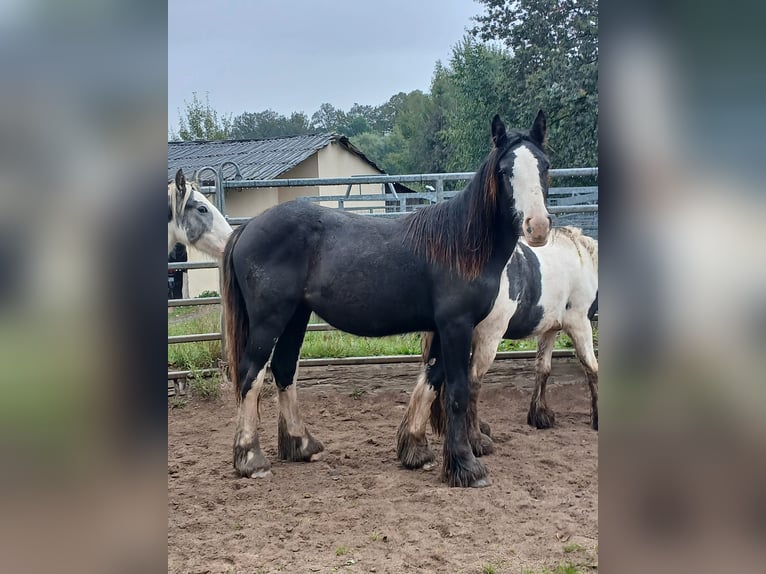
547;215;553;227
524;217;533;234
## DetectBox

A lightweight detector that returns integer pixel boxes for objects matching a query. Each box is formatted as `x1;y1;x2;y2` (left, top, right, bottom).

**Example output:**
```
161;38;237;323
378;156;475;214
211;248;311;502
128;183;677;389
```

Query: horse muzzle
523;215;551;247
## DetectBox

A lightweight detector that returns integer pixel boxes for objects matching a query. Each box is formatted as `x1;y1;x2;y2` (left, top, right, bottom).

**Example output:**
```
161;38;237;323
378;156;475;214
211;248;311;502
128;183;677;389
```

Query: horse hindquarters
226;224;317;478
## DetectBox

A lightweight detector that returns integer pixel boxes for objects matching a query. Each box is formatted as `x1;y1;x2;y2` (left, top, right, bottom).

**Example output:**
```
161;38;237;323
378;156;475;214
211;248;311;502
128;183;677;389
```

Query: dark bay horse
397;227;599;470
222;113;551;487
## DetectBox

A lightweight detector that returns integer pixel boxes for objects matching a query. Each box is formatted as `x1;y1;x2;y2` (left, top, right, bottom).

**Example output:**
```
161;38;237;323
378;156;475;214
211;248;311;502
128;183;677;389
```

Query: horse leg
271;304;325;461
465;318;508;456
565;317;599;430
233;356;274;478
396;332;439;469
439;320;489;487
233;302;300;478
527;330;558;429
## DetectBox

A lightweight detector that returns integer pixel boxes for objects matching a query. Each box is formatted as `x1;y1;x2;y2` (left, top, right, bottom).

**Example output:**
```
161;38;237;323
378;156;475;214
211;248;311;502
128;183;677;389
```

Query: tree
310;103;347;132
435;37;515;171
230;110;312;139
472;0;598;167
175;92;232;141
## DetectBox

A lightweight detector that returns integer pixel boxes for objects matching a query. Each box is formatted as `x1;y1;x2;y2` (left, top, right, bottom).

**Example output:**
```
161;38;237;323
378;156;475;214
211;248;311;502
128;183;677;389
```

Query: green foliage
168;396;187;409
446;37;516;170
230;109;313;139
188;371;223;400
168;308;222;370
335;546;349;556
300;331;421;359
172;1;597;169
481;564;497;574
196;290;219;298
472;0;598;168
175;92;232;141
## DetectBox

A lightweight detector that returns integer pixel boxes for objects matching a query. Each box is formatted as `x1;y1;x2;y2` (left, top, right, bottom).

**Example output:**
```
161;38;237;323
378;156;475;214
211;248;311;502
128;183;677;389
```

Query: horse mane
168;179;198;223
402;148;504;280
551;226;598;269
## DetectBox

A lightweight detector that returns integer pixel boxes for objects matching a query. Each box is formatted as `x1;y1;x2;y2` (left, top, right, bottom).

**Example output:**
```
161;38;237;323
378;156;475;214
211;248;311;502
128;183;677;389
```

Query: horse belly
304;266;434;337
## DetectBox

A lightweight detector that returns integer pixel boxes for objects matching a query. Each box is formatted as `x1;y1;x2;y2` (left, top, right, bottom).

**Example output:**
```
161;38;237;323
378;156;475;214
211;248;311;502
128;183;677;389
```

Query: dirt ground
168;358;598;574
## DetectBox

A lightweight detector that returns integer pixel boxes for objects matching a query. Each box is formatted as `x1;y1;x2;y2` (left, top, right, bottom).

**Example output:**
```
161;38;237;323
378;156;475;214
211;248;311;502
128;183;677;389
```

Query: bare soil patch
168;358;597;573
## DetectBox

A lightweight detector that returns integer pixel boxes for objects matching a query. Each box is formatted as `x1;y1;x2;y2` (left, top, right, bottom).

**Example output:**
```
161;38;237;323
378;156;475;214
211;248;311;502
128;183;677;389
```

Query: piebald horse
222;113;551;487
397;226;599;470
168;168;232;259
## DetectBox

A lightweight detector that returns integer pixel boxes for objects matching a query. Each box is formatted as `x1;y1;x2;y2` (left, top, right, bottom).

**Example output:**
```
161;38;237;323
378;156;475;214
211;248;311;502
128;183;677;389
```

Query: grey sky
168;0;482;133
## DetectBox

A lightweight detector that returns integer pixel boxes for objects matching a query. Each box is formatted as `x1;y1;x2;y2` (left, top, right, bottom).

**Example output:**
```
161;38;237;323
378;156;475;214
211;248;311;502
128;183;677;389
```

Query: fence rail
168;347;593;381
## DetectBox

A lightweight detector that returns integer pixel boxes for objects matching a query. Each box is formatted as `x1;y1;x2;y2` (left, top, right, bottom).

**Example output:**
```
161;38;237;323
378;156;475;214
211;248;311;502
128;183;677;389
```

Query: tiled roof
168;133;383;182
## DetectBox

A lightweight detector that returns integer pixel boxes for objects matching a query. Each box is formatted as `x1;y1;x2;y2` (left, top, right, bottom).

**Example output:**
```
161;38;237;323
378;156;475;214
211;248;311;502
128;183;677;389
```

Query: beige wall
185;145;386;297
317;141;386;212
184;246;220;299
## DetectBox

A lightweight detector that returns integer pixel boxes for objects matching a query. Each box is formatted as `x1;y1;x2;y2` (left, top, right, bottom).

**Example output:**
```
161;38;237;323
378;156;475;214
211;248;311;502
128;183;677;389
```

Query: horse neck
488;185;521;266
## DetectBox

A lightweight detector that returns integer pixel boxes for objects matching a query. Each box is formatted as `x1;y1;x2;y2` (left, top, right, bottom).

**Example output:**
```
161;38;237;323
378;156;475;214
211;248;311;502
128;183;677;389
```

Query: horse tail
222;223;249;403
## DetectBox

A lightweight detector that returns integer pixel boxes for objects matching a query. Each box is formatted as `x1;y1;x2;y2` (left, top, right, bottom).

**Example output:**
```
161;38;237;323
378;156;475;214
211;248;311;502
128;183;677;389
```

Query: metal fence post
435;177;444;203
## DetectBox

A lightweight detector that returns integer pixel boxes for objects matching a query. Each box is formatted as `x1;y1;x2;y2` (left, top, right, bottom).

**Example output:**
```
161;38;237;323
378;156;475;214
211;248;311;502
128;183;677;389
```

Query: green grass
563;543;586;554
335;546;349;556
168;308;222;370
301;330;421;358
188;372;223;400
167;305;205;320
481;564;497;574
522;562;588;574
168;308;598;371
168;396;187;409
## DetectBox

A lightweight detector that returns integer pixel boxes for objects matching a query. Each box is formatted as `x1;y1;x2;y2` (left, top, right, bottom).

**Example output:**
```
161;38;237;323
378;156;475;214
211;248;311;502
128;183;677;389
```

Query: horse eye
197;205;208;214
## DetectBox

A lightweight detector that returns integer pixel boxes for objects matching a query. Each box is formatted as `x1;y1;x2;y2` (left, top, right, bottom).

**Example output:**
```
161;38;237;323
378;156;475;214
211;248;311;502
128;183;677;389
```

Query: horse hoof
470;477;492;488
442;452;488;488
278;418;325;461
470;432;494;457
310;451;324;462
479;419;492;438
422;462;435;471
527;405;555;429
396;428;437;469
233;444;272;478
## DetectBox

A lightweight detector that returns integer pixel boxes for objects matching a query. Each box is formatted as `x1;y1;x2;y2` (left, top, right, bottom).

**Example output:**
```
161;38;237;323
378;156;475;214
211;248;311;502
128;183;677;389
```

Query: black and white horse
397;226;599;469
168;169;232;259
221;113;551;487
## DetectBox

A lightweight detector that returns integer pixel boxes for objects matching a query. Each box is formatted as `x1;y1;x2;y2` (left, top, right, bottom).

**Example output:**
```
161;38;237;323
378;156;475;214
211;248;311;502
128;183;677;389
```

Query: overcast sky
168;0;482;133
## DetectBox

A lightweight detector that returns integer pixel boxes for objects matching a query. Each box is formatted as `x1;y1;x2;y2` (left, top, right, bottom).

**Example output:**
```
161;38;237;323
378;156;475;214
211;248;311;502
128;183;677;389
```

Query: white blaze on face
510;146;550;246
190;188;233;259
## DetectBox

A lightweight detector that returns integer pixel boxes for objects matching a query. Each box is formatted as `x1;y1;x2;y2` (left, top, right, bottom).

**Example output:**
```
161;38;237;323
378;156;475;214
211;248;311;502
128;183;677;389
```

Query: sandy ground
168;358;598;574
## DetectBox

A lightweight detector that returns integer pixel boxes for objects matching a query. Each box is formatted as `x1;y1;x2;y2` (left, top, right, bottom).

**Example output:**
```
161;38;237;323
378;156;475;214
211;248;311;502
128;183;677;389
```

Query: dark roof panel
168;133;384;182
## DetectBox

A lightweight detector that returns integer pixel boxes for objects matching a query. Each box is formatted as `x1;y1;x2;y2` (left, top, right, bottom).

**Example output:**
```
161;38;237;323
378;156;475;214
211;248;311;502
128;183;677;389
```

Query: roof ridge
168;132;336;145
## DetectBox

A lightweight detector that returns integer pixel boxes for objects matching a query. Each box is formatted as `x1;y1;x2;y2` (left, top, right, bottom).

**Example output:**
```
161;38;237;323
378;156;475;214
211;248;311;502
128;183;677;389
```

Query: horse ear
175;168;187;201
530;109;546;148
491;114;507;147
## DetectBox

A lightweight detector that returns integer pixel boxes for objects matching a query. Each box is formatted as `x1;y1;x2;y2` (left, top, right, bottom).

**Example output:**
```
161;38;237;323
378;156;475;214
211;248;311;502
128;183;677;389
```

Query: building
168;133;407;297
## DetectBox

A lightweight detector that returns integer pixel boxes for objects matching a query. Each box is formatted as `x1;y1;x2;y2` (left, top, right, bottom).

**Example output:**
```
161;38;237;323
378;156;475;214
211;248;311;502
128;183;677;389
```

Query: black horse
222;113;551;487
